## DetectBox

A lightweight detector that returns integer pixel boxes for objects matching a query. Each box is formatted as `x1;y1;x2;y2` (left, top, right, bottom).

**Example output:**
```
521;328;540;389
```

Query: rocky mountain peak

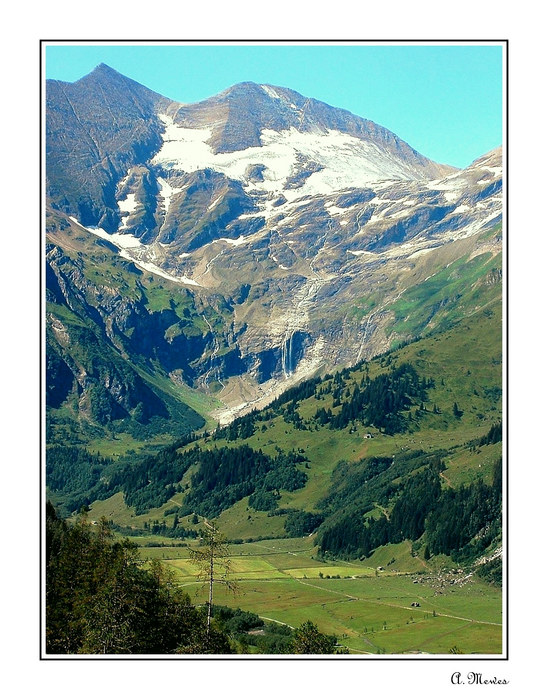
45;67;502;421
76;62;165;99
168;80;454;180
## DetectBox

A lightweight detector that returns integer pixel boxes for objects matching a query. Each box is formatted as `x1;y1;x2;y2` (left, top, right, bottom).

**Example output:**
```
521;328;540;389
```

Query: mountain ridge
165;78;456;176
45;65;502;437
46;64;457;230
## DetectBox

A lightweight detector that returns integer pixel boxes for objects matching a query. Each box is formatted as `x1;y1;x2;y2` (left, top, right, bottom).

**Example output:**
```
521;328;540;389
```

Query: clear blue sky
45;42;504;169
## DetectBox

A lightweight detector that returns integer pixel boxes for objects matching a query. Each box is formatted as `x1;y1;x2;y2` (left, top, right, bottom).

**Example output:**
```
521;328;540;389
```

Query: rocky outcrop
46;64;172;231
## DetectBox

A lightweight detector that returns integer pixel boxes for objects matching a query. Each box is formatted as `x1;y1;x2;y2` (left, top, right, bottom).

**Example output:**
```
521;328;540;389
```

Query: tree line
316;453;502;574
185;445;308;518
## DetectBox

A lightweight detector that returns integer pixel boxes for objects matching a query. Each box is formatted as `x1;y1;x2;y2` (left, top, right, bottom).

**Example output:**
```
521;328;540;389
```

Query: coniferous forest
316;454;502;578
45;503;231;654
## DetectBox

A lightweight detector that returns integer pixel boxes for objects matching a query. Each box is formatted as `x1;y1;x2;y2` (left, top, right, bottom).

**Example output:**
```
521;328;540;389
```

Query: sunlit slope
84;299;501;553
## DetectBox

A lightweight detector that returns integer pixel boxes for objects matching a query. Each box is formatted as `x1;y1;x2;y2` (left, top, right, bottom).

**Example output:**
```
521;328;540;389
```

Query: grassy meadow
134;536;502;655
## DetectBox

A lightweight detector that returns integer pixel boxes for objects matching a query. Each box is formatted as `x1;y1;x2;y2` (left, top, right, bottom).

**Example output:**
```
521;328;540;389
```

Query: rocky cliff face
45;66;503;427
46;64;171;231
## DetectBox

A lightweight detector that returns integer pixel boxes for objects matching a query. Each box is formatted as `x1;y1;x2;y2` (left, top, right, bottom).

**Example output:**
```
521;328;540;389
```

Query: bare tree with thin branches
189;519;238;639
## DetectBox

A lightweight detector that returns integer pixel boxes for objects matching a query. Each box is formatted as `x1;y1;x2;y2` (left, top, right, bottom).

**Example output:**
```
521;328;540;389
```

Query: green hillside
45;212;229;455
50;273;503;654
80;299;502;560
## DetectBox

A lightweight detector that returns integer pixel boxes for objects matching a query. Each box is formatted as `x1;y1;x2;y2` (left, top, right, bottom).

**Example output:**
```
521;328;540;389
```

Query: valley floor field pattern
139;537;502;655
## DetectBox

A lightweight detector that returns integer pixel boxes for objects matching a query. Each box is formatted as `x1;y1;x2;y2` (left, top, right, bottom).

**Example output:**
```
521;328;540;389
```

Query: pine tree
292;620;339;654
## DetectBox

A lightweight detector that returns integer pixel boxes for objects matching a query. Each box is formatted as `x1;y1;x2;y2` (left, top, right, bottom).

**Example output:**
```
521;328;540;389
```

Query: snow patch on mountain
261;84;283;101
325;204;347;216
118;250;202;286
157;176;182;214
70;218;142;249
68;217;202;287
408;247;437;259
217;236;247;246
116;171;141;230
117;193;138;230
152;114;440;206
348;250;377;257
453;204;472;214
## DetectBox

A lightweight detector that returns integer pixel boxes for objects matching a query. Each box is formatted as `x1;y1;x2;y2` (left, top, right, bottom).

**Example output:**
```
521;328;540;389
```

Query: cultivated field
141;536;502;655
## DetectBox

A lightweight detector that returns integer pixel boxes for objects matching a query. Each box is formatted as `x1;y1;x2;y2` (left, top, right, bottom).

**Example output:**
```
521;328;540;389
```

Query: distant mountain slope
45;65;503;435
45;208;208;447
63;302;502;579
46;64;171;230
46;67;453;228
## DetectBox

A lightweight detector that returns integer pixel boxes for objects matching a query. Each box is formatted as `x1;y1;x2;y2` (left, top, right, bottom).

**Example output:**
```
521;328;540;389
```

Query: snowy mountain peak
164;80;455;178
46;66;503;414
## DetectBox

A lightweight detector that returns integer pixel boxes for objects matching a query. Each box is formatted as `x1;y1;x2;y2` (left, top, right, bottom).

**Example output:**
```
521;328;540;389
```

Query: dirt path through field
293;577;501;627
